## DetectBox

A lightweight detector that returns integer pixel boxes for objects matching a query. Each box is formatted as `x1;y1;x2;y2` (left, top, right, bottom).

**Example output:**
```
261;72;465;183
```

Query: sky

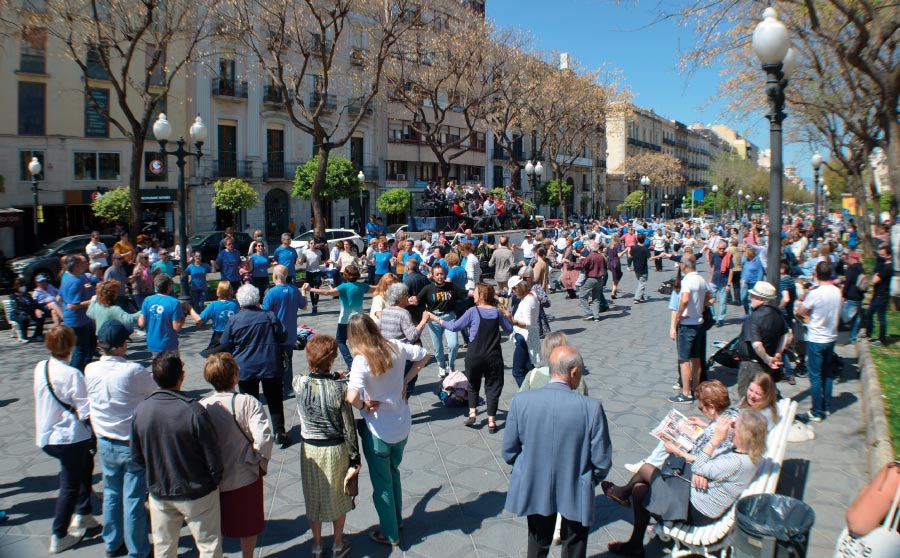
486;0;814;186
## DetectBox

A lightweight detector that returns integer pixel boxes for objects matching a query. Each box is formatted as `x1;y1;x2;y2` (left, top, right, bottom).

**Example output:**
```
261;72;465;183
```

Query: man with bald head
262;264;307;397
503;346;612;558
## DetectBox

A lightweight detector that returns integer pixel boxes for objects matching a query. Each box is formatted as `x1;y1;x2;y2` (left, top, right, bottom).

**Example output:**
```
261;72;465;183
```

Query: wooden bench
652;398;799;558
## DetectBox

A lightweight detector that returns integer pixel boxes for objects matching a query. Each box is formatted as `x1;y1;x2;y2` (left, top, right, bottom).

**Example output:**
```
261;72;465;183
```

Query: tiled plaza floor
0;252;864;557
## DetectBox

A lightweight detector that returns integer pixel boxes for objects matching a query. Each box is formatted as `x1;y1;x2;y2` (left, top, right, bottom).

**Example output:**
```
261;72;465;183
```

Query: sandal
463;413;476;427
311;544;323;558
607;541;645;557
601;481;630;507
488;421;497;434
332;541;352;558
369;529;399;547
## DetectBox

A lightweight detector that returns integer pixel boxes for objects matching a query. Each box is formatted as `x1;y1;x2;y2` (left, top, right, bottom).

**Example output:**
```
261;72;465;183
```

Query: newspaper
650;409;704;453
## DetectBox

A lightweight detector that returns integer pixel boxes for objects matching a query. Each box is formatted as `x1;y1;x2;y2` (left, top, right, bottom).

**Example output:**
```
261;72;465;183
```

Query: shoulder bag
44;360;95;453
834;464;900;558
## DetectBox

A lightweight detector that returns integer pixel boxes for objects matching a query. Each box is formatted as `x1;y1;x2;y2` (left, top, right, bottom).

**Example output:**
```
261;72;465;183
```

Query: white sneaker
70;514;100;530
132;329;146;338
438;367;449;379
49;530;85;554
624;461;646;474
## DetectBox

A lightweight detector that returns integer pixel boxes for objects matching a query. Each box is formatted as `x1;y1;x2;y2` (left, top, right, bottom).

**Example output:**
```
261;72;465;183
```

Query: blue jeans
69;323;94;372
360;428;406;544
98;438;151;558
864;296;889;342
844;300;862;343
427;312;458;370
42;439;94;538
511;333;533;387
741;282;754;314
806;341;835;418
710;284;728;323
336;323;352;369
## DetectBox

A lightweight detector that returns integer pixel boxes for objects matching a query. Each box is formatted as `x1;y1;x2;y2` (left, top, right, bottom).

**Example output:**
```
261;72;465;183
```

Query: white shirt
85;355;158;441
349;340;427;444
513;293;541;364
34;358;93;447
329;245;341;264
483;200;496;215
652;234;667;251
521;239;535;259
802;284;841;343
679;271;709;326
86;241;109;267
464;253;481;290
303;248;322;272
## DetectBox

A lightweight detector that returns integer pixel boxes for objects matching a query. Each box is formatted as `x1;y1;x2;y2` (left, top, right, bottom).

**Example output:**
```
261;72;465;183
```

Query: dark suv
188;231;253;263
7;234;119;286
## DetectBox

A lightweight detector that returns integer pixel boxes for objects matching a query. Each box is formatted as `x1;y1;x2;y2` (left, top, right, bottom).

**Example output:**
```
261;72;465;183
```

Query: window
20;27;46;73
385;161;405;180
146;46;166;87
473;132;486;152
266;128;285;178
464;166;482;181
74;151;120;181
415;163;436;181
217;58;235;93
19;150;44;180
145;93;167;138
144;152;167;182
86;46;109;80
388;119;403;142
85;88;110;138
18;82;45;135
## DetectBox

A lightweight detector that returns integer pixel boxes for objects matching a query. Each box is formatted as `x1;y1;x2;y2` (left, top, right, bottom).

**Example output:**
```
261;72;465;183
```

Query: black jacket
131;390;223;500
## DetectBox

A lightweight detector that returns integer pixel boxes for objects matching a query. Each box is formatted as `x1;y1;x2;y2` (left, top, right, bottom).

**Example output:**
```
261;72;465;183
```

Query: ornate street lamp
640;176;650;218
153;113;207;303
524;159;544;210
711;184;719;223
811;151;823;243
356;170;365;234
752;6;795;284
738;189;743;219
28;157;43;239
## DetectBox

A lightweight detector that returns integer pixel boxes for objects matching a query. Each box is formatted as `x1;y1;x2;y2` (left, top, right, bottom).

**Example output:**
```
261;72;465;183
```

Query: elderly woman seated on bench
602;409;769;558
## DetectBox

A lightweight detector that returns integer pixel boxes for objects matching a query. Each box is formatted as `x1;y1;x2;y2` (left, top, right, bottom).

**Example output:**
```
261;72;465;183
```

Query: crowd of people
18;206;900;557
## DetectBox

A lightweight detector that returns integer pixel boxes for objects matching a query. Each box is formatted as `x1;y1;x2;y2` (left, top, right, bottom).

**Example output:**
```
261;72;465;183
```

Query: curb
857;338;895;478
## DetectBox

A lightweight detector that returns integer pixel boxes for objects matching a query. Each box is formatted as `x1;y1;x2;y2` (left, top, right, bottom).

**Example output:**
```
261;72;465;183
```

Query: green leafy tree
91;187;132;223
293;156;362;216
212;178;259;226
540;180;573;207
376;188;413;217
616;190;644;214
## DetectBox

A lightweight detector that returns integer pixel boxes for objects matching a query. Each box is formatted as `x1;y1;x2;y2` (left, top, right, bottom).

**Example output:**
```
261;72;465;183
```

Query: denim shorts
676;324;704;361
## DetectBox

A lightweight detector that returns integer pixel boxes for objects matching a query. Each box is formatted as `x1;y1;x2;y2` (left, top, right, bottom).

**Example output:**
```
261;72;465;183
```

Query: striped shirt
378;306;420;344
690;450;757;519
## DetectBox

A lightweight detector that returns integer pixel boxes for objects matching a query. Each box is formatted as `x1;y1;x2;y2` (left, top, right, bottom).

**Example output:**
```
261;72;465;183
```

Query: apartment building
0;1;192;257
710;124;760;163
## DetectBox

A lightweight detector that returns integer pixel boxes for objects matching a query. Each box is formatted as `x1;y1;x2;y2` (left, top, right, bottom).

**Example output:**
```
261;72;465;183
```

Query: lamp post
737;189;743;219
28;157;42;240
524;159;544;211
752;7;795;285
811;151;823;244
822;185;829;224
153;113;207;303
357;170;365;234
711;184;718;223
640;175;650;219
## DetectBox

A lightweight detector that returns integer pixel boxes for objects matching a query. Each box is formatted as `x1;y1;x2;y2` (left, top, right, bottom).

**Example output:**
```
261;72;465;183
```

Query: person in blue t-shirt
183;250;212;313
306;264;372;368
189;280;239;357
214;237;242;292
59;255;96;371
369;239;395;285
150;248;175;278
249;242;271;296
263;265;308;396
273;233;299;284
138;274;186;356
399;239;422;280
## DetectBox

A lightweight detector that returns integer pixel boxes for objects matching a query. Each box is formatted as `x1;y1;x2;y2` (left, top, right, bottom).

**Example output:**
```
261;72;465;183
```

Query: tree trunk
128;137;145;234
312;144;331;238
849;169;874;256
885;114;900;221
439;161;451;188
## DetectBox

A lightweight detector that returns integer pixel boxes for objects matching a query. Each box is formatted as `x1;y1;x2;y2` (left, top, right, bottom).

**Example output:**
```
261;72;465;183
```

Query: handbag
841;301;860;325
834;465;900;557
660;454;687;479
702;306;715;331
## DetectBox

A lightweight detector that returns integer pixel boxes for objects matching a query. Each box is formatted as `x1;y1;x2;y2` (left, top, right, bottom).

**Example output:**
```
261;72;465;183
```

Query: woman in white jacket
505;275;540;388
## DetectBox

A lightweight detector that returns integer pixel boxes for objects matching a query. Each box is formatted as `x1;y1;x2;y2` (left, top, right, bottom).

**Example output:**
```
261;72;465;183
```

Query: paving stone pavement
0;255;865;557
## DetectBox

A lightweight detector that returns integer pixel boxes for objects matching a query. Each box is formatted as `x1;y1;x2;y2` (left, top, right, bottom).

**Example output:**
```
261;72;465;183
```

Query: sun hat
748;281;777;300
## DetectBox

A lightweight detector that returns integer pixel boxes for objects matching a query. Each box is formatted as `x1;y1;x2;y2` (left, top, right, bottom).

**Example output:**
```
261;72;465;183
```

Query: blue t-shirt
447;267;467;290
199;299;240;332
262;284;307;346
151;260;174;277
216;249;242;282
400;252;422;279
250;254;270;278
141;293;185;352
373;251;393;275
184;263;212;290
273;245;298;271
337;281;369;324
59;272;93;327
710;252;731;288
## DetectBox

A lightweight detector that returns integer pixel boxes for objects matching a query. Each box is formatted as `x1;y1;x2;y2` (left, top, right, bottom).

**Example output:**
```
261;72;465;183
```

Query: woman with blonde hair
200;353;273;558
739;372;779;429
295;335;359;558
248;229;267;256
346;314;429;547
369;273;399;322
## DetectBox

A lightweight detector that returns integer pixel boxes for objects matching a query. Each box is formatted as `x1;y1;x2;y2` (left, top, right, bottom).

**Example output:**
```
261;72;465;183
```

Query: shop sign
140;188;177;202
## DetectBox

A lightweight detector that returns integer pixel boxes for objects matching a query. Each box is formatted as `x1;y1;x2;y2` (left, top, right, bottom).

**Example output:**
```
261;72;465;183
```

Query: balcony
490;148;524;161
309;92;337;111
262;85;288;105
201;159;257;179
212;79;248;99
627;137;661;152
348;101;373;116
263;161;301;180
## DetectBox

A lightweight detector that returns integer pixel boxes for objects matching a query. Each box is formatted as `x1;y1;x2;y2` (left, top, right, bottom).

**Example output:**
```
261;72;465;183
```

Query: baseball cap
35;274;49;282
508;275;524;290
97;320;131;349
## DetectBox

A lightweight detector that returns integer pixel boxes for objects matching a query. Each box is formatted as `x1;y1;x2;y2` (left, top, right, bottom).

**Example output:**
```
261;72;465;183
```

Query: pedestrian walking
668;254;710;404
262;265;307;397
630;234;651;304
508;276;540;387
863;244;892;346
138;274;186;358
796;261;841;422
59;255;96;371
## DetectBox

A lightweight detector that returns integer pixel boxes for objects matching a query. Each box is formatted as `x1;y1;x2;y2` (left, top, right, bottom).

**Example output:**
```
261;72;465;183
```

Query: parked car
188;231;253;263
7;234;119;286
291;229;365;258
385;224;408;244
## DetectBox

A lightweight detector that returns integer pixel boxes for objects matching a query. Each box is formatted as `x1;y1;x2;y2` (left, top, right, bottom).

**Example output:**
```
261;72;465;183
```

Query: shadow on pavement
777;458;811;501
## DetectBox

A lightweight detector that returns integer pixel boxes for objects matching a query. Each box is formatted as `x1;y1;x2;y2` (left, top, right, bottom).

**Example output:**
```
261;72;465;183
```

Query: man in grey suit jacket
502;346;613;558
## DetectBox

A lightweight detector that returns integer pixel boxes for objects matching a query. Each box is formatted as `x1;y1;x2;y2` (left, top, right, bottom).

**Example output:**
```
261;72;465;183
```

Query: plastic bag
736;494;815;541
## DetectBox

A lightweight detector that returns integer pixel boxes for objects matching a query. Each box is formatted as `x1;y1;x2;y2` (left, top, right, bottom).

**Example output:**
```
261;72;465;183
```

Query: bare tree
222;0;421;236
39;0;218;232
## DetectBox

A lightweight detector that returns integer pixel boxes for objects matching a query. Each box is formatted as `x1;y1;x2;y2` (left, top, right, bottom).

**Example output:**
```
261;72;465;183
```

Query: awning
0;208;24;228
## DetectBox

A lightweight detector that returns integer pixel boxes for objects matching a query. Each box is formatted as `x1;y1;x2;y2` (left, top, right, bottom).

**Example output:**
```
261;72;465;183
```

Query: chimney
559;52;569;70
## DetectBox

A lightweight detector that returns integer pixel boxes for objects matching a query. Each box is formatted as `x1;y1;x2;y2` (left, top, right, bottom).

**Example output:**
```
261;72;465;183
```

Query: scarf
720;251;732;275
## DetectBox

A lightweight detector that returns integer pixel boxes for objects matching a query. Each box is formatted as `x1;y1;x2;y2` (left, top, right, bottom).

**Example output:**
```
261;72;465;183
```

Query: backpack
856;273;871;293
